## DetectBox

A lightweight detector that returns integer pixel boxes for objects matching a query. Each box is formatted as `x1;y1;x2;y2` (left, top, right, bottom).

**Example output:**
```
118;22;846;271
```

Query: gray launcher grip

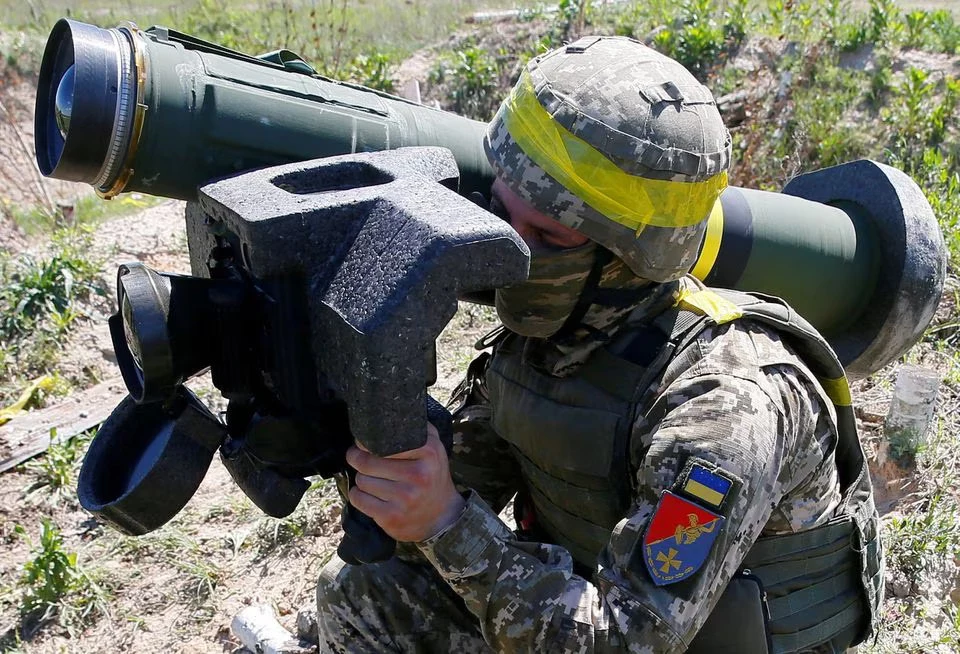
194;146;530;456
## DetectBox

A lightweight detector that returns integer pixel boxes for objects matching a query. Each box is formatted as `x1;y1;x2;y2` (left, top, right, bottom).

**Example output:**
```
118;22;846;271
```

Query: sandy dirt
2;9;960;653
0;188;499;651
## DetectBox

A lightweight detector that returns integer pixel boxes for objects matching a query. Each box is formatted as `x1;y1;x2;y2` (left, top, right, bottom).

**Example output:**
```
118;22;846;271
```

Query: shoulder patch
675;457;740;513
681;463;732;509
643;491;724;586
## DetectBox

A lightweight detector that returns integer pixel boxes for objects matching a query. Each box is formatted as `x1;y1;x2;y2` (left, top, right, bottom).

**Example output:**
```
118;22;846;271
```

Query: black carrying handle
337;395;454;565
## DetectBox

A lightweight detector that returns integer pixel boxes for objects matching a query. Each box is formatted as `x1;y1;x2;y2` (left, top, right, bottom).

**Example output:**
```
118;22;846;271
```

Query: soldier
316;36;882;653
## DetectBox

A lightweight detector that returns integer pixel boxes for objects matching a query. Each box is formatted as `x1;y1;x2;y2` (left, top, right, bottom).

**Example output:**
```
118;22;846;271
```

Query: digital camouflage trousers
316;548;492;654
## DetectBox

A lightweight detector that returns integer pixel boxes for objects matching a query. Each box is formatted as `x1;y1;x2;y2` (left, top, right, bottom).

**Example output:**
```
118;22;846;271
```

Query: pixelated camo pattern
527;36;731;181
484;36;732;282
316;275;849;653
485;115;708;284
517;267;679;379
494;241;599;338
494;244;657;349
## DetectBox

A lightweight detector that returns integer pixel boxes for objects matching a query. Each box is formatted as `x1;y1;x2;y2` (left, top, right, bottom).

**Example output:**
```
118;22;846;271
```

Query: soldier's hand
345;423;466;543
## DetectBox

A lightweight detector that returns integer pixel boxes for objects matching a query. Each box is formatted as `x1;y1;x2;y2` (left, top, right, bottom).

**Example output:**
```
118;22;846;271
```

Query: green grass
22;428;95;497
104;527;223;605
429;44;504;120
600;0;960;267
862;414;960;652
0;0;540;81
4;193;160;238
253;478;338;559
0;226;103;341
5;520;110;640
0;225;107;405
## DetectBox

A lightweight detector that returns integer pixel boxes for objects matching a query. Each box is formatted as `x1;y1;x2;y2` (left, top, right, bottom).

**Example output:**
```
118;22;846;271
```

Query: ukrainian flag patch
680;462;733;509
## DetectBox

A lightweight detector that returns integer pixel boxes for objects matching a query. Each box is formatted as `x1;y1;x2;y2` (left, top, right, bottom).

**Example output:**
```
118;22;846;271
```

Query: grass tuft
11;519;109;640
0;225;107;405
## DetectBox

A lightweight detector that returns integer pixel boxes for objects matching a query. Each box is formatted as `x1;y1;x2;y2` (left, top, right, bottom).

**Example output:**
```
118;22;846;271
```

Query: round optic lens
120;291;143;371
54;65;75;140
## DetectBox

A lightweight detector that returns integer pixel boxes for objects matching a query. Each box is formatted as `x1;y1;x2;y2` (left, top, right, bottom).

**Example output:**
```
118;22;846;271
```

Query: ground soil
1;10;960;654
0;35;502;652
0;183;499;651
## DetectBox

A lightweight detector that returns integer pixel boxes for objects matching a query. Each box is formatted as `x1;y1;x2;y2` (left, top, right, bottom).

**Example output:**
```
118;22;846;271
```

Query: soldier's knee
316;557;360;651
316;556;350;615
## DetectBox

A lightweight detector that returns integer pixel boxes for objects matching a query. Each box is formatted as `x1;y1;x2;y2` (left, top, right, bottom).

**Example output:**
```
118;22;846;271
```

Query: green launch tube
692;188;879;336
690;161;944;379
34;20;945;378
35;19;491;200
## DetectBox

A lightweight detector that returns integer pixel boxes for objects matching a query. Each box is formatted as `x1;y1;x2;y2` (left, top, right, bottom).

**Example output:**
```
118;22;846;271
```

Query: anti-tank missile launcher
33;19;946;559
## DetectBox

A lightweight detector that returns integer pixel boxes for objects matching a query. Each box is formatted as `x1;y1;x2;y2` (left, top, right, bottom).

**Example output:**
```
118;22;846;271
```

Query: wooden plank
0;377;127;473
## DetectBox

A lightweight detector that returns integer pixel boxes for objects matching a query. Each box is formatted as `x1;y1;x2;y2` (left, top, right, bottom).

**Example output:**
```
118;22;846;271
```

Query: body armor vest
485;288;883;652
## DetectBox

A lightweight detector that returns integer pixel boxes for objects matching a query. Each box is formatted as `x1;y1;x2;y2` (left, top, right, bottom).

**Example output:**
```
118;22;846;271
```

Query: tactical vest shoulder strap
637;286;882;647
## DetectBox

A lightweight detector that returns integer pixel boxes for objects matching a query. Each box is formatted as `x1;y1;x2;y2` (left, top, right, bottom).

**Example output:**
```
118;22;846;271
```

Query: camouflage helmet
484;36;732;282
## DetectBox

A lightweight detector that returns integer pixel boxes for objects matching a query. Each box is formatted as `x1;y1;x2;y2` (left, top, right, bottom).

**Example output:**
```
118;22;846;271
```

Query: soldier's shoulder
679;317;804;375
657;317;822;412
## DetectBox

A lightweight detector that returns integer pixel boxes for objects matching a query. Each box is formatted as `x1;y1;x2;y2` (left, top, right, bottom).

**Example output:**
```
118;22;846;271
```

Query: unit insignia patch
643;491;724;586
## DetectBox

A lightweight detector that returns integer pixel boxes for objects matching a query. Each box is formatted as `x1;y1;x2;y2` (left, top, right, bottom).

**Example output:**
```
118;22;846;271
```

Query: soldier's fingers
347;485;388;518
383;427;443;461
353;472;398;503
347;446;430;483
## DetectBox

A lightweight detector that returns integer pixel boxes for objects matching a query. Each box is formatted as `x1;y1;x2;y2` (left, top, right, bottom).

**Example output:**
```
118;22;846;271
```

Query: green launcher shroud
34;20;946;379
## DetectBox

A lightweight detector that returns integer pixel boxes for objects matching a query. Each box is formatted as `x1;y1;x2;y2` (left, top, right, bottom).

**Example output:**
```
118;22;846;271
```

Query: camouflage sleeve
418;363;837;652
447;353;522;513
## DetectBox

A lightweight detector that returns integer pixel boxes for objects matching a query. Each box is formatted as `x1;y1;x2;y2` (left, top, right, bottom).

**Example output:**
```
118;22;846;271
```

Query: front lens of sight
55;65;75;139
34;19;136;187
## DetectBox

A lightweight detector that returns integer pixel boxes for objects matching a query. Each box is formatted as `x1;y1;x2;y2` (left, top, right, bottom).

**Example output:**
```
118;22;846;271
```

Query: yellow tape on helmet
501;70;728;233
690;200;724;280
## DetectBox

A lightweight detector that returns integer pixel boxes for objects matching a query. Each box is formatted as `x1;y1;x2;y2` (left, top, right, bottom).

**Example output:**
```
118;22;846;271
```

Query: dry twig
0;97;55;216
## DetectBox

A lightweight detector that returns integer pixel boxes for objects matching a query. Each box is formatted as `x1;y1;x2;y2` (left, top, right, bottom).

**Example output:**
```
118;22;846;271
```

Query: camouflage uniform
317;278;851;653
317;36;876;652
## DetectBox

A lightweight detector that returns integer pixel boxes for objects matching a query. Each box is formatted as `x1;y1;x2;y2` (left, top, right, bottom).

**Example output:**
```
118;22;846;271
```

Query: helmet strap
553;246;613;339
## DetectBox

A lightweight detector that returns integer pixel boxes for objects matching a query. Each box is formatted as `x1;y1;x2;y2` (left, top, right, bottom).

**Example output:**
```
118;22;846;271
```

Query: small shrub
903;10;931;49
902;148;960;269
651;0;725;78
15;520;105;636
24;428;94;495
928;10;960;54
867;0;904;48
429;46;502;120
865;52;893;108
782;58;867;168
555;0;591;40
882;69;958;170
0;228;103;342
822;0;855;48
349;52;397;93
833;21;870;52
0;226;106;404
887;490;960;578
722;0;751;45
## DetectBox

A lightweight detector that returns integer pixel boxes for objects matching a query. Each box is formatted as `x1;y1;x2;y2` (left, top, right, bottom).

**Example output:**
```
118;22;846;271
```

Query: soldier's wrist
425;490;468;541
416;490;512;578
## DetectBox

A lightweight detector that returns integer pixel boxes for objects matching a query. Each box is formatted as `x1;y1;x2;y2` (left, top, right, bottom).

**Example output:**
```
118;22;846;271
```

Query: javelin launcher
31;19;946;561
